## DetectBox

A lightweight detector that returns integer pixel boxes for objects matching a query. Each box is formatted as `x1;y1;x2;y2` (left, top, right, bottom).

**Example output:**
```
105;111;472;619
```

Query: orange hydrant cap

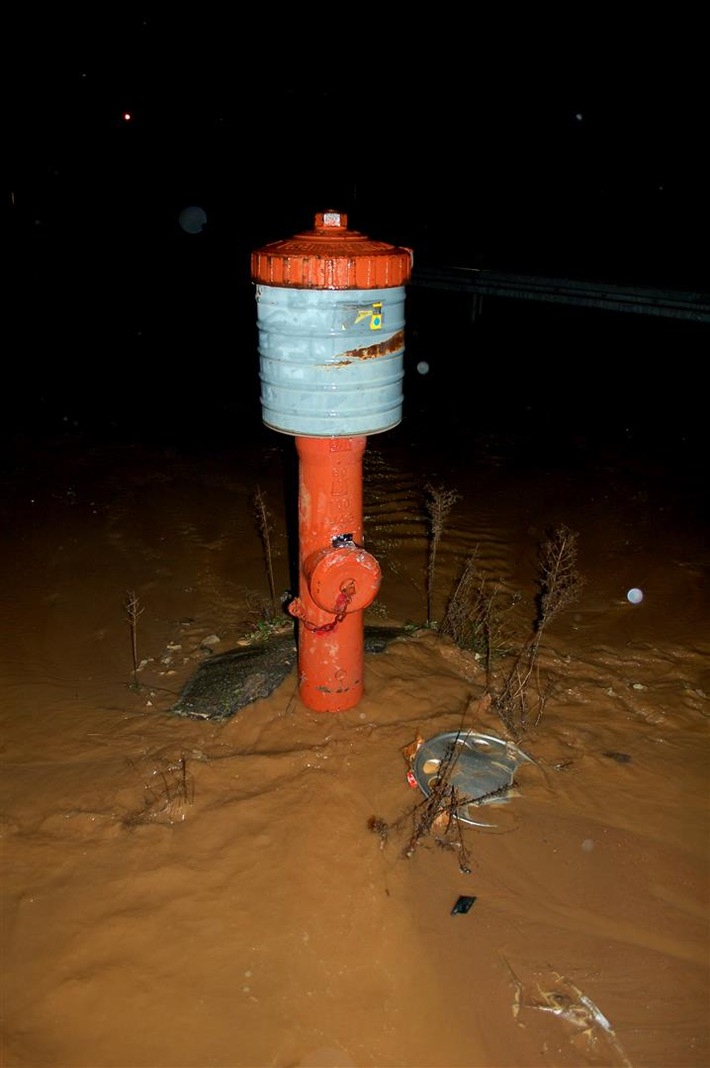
251;211;413;290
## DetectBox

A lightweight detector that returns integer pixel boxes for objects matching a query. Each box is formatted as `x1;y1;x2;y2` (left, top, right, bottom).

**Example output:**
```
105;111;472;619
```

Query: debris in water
451;895;477;915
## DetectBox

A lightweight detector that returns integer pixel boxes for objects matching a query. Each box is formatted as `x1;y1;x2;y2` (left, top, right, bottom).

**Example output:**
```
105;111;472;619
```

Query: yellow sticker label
354;302;384;329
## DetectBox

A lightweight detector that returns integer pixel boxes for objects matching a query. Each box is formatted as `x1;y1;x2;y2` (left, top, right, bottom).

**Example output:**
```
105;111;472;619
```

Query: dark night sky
5;10;707;444
8;10;706;280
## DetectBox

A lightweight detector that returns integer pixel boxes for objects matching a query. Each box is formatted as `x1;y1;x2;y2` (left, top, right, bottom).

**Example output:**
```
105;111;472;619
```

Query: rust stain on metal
329;330;405;367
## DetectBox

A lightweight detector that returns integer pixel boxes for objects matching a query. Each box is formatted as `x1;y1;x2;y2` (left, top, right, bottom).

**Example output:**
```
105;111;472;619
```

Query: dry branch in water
252;486;279;617
439;551;479;644
122;755;194;827
124;590;144;691
424;483;461;625
439;552;521;678
369;732;475;875
494;524;584;737
536;523;585;628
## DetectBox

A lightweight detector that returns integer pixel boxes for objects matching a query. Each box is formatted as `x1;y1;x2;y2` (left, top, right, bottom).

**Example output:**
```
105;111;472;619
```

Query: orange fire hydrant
251;212;412;712
286;435;381;711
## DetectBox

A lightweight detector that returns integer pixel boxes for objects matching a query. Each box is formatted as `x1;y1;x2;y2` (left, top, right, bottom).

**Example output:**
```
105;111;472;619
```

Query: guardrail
409;266;710;323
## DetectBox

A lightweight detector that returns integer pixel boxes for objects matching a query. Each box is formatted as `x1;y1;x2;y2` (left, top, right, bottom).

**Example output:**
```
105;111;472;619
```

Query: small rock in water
602;750;632;763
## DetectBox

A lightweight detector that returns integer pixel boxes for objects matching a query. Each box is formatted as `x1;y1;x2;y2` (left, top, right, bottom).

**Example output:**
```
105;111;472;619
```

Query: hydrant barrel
289;435;374;712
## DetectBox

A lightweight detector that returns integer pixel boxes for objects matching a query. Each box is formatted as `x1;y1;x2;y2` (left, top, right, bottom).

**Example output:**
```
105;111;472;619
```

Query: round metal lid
412;731;532;828
250;210;413;290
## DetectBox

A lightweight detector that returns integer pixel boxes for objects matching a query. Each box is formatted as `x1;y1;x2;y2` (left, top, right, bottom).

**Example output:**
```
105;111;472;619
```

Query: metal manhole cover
412;731;532;828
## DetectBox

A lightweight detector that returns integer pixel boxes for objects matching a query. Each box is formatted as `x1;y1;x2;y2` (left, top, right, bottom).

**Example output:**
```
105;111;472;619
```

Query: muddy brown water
1;415;708;1068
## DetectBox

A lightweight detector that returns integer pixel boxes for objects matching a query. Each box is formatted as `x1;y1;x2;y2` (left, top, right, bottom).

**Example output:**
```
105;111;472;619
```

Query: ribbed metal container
255;284;406;436
252;212;412;437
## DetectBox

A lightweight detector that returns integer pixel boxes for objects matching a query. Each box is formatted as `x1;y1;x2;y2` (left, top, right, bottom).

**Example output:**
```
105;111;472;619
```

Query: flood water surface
1;373;708;1067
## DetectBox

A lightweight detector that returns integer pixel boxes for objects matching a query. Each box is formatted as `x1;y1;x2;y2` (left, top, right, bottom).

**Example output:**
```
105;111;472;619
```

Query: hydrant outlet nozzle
304;544;381;615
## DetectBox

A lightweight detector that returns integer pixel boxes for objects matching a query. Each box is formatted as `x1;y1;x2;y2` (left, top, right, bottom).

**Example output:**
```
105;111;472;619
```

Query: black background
5;9;708;452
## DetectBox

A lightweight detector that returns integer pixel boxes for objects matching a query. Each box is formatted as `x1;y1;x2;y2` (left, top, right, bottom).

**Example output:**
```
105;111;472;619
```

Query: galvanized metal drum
255;284;406;436
251;211;412;438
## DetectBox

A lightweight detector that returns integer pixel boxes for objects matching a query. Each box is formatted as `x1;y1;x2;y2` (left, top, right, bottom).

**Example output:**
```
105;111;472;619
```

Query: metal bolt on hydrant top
251;211;413;712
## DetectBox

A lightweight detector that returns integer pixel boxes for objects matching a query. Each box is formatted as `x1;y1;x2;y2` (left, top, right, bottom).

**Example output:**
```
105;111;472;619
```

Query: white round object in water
416;361;430;375
627;588;644;604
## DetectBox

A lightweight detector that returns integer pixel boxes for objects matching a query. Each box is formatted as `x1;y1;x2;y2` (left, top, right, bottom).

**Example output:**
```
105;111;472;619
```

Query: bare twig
124;590;144;691
252;486;279;617
440;553;521;681
424;483;461;626
122;754;194;827
369;730;475;875
494;525;584;737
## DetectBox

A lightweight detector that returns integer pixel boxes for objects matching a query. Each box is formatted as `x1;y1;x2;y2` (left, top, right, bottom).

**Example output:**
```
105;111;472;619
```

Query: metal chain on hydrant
288;581;356;634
